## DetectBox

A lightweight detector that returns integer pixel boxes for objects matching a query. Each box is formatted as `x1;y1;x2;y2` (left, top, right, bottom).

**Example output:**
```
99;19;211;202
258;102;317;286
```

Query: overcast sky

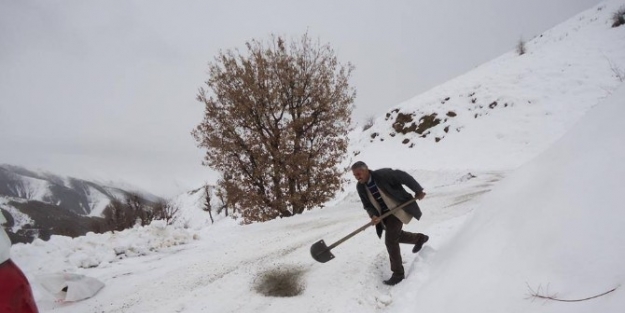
0;0;602;197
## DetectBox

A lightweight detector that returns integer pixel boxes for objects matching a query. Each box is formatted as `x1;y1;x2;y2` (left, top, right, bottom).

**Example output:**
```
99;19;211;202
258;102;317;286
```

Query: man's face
352;167;370;184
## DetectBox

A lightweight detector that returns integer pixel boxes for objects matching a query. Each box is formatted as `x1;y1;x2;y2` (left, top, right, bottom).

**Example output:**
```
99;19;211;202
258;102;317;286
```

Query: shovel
310;197;418;263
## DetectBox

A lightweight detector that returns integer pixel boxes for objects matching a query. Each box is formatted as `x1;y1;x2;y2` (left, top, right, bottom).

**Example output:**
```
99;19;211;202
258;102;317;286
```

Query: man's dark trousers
383;214;421;275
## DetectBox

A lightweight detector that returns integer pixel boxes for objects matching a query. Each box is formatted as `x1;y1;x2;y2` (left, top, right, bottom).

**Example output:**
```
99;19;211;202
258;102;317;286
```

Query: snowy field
7;0;625;312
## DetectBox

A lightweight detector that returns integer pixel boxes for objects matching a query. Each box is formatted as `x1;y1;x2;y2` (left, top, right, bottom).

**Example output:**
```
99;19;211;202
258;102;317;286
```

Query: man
1;213;39;312
352;161;428;286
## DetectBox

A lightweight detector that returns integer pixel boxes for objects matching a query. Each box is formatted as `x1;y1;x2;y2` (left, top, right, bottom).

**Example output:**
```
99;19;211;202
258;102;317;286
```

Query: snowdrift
11;220;198;273
391;86;625;312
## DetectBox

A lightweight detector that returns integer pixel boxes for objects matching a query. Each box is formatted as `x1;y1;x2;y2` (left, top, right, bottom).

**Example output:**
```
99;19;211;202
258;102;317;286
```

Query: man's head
351;161;370;184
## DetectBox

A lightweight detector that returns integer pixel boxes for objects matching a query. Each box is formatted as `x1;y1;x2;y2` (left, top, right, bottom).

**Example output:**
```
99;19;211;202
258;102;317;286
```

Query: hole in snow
254;266;306;297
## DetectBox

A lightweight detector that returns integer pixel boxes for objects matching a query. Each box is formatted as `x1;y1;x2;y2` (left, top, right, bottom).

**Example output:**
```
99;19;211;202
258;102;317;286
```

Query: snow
0;197;34;232
386;83;625;312
10;169;499;312
86;186;114;217
11;220;198;274
8;175;53;201
3;0;625;312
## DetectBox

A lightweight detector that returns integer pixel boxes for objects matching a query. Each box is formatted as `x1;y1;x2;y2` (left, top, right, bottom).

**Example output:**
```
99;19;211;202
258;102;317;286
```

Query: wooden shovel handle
327;197;418;250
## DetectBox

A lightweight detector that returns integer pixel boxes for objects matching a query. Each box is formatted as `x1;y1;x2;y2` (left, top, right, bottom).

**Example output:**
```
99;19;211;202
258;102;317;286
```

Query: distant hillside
0;164;160;216
0;199;107;244
0;164;163;243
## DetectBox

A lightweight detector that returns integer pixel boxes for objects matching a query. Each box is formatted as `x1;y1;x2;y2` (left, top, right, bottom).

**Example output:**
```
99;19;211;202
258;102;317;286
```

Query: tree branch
526;283;619;303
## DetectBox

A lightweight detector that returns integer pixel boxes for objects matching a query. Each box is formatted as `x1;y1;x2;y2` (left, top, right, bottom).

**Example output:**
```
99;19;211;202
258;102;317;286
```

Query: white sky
0;0;602;197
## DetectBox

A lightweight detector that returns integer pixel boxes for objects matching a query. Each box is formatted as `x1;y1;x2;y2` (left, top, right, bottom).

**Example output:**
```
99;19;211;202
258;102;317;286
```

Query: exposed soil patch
392;112;442;136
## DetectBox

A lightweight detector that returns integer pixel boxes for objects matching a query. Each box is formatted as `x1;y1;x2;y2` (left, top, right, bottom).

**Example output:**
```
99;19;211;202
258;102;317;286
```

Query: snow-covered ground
12;169;501;312
6;0;625;312
386;83;625;313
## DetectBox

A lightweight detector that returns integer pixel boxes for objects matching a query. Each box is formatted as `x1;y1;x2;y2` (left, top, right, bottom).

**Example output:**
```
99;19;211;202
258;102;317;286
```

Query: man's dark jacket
356;168;424;238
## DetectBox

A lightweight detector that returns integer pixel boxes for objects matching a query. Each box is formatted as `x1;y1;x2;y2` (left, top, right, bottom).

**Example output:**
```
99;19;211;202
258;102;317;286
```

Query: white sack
38;273;104;302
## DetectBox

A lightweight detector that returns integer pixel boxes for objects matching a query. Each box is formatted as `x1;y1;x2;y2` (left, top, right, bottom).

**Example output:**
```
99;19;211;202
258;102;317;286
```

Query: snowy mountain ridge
0;164;160;217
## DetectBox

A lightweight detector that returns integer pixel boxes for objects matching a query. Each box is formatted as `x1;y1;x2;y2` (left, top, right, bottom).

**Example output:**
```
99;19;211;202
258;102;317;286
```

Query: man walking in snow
352;161;428;285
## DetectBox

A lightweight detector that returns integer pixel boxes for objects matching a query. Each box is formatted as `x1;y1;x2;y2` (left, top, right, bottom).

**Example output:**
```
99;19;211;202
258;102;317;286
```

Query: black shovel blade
310;239;335;263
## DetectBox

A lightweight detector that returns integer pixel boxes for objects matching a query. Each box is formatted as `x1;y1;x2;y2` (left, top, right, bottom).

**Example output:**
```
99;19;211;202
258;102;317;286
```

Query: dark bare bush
517;38;526;55
612;6;625;27
362;116;375;131
103;199;133;231
153;200;180;225
103;193;155;231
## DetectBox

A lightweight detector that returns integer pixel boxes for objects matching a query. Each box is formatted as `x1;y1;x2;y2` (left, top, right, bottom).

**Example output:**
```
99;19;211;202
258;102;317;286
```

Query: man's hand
370;216;381;225
415;191;426;200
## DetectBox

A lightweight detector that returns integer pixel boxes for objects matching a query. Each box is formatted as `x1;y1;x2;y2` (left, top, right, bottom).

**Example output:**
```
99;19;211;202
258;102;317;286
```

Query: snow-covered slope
350;0;625;171
389;83;625;313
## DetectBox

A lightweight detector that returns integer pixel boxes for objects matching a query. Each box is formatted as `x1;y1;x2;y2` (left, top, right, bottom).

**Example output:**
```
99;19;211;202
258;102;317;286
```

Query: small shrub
415;113;441;135
612;6;625;27
516;38;526;55
362;116;375;131
392;113;415;134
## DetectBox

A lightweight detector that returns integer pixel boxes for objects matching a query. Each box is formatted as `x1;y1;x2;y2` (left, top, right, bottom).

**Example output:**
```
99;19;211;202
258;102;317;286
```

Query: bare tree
216;188;229;217
192;32;355;223
203;185;214;224
154;200;179;225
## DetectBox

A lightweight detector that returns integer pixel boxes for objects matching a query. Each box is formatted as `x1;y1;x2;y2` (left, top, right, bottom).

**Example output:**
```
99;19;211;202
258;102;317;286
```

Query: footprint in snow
417;246;436;260
375;294;393;308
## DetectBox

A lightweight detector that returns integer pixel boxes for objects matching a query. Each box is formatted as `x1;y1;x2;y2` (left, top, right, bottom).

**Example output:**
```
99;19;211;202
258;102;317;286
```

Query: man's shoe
383;273;405;286
412;234;429;253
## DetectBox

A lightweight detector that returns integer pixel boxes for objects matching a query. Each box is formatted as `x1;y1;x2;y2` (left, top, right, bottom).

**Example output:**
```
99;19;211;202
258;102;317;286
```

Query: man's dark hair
351;161;368;170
